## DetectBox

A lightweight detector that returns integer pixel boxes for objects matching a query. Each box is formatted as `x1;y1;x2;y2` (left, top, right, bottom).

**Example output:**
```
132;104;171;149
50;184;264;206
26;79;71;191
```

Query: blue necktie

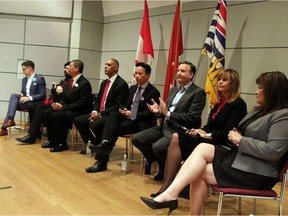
130;86;142;120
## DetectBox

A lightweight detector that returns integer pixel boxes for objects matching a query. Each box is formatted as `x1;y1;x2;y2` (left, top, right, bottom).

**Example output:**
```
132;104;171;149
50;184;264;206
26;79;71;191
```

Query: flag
134;0;154;82
202;0;227;108
163;0;183;100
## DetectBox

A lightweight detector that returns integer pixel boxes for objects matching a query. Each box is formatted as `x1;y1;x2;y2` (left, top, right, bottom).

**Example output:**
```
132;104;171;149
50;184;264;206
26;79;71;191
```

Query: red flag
163;0;183;100
133;0;154;83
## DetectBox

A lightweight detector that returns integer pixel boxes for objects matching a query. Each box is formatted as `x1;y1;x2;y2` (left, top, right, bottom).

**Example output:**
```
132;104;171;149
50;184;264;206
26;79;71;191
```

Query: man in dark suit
42;59;93;152
132;61;206;181
15;61;71;144
73;58;129;154
86;62;160;173
0;60;46;136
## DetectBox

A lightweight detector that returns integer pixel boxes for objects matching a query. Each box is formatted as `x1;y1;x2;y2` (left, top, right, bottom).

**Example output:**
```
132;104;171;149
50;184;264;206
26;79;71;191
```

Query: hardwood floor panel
0;128;287;215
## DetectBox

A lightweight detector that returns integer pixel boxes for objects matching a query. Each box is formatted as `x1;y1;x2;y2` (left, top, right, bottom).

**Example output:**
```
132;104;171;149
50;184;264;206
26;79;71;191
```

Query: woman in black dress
140;71;288;215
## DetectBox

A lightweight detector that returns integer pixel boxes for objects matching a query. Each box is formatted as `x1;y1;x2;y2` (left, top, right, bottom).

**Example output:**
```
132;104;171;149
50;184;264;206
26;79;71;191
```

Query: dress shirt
26;72;36;101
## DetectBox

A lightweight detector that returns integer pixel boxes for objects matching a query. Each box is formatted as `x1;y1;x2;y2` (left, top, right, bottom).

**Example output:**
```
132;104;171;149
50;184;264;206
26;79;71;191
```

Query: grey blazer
232;108;288;178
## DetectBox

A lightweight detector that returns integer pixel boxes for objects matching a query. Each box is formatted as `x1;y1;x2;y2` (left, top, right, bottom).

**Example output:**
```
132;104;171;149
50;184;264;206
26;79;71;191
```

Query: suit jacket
232;108;288;178
59;75;92;114
163;83;206;137
125;83;160;130
21;74;46;101
93;75;129;117
203;97;247;145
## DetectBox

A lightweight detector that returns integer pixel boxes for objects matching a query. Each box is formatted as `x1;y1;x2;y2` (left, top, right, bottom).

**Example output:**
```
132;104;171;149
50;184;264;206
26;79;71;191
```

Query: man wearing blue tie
0;60;46;136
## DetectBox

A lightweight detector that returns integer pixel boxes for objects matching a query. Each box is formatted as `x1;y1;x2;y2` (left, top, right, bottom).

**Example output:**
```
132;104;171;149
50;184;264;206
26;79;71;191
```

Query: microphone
173;124;190;133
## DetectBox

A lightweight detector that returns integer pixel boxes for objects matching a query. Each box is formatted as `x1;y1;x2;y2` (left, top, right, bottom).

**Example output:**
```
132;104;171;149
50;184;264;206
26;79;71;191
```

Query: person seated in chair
15;61;71;144
132;61;206;181
0;60;46;136
86;62;160;173
140;71;288;215
41;59;93;152
73;58;128;154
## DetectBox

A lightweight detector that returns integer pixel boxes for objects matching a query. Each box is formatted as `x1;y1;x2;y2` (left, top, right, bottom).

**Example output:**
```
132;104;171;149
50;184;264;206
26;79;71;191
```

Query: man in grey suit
132;61;206;181
73;58;129;154
0;60;46;136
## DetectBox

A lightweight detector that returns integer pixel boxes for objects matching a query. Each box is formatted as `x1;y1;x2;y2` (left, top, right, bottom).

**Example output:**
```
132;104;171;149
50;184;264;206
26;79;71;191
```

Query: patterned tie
100;80;111;112
130;86;142;120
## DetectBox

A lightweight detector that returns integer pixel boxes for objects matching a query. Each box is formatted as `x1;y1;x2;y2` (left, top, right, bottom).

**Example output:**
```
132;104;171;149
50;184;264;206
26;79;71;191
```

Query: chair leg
140;154;145;176
253;198;257;215
217;192;224;216
238;197;242;215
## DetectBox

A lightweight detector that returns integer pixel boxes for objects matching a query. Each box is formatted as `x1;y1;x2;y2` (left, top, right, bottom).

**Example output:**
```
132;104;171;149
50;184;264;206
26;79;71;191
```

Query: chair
19;109;29;129
209;158;288;216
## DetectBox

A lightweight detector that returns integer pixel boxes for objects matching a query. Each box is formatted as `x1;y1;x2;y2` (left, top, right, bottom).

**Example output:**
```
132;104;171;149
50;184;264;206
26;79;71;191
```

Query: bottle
121;154;128;174
144;162;151;175
86;140;91;157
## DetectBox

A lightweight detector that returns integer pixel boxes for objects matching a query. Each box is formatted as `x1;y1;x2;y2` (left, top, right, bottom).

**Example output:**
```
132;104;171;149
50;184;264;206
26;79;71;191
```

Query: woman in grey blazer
140;71;288;215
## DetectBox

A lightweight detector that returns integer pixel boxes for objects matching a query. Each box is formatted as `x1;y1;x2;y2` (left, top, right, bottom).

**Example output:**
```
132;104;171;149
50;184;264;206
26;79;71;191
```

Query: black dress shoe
89;140;111;155
50;144;69;152
15;135;36;144
41;141;53;148
153;170;164;181
140;196;178;215
86;161;107;173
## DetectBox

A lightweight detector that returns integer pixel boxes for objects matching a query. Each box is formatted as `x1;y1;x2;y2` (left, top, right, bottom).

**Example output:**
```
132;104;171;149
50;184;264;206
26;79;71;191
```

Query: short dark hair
135;62;151;75
110;58;119;68
22;60;35;70
71;60;84;73
64;61;71;67
179;61;196;74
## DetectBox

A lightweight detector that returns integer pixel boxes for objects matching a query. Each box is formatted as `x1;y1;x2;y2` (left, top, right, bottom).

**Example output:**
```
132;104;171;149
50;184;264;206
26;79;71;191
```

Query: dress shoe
140;196;178;215
6;120;16;128
86;161;107;173
15;135;36;144
89;140;111;155
0;129;8;136
50;143;68;152
153;170;164;181
150;191;162;198
80;149;86;154
41;141;53;148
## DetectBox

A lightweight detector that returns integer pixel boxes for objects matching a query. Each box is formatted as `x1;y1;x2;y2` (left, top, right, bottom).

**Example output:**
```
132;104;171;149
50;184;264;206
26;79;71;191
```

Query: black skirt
213;146;278;189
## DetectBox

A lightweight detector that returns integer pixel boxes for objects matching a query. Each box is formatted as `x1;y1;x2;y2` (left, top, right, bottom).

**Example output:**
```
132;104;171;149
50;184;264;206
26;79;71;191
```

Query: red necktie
69;78;74;91
100;80;111;112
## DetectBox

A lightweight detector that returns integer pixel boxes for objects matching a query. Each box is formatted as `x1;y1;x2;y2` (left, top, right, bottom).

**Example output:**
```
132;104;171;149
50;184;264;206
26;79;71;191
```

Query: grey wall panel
25;20;70;47
0;43;24;73
24;45;69;77
0;1;73;18
0;18;25;44
79;21;103;51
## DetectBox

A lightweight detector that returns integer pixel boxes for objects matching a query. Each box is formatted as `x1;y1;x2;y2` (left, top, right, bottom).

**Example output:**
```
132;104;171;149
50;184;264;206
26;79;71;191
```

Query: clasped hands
228;127;241;146
119;107;131;119
51;102;62;110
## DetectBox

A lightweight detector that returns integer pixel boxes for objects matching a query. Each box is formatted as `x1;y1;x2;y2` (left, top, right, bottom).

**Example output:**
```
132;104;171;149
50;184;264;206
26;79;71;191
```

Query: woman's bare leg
154;143;216;203
189;163;217;215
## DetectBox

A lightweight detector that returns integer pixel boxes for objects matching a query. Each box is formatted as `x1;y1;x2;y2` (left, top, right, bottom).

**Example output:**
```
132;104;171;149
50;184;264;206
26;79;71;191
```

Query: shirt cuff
29;96;33;101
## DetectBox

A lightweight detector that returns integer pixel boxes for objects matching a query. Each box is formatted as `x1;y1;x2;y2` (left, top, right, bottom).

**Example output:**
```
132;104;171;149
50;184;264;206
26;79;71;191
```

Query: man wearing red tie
73;58;129;154
42;60;93;152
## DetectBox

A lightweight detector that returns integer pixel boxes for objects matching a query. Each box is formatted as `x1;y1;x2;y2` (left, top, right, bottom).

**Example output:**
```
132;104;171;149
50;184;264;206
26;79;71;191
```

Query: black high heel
140;196;178;215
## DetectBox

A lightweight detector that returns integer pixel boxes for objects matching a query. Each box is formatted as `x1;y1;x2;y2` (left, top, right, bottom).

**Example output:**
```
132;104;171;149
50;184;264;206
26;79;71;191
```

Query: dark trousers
28;102;51;137
96;111;141;164
44;109;80;146
73;114;108;144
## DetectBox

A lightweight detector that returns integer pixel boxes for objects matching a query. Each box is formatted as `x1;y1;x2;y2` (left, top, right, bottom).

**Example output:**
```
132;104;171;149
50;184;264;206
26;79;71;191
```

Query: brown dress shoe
0;129;8;136
6;120;16;128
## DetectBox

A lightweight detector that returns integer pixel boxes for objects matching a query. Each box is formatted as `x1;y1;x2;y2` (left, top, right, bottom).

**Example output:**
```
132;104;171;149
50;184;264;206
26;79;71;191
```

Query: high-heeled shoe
150;191;162;198
140;196;178;215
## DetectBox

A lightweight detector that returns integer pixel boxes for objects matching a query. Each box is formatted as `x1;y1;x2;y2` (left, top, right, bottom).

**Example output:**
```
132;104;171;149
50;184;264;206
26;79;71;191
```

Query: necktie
100;80;111;112
69;78;74;91
130;86;142;120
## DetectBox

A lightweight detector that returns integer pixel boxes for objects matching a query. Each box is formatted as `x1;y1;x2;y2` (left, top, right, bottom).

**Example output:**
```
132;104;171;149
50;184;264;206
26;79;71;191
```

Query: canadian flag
133;0;154;82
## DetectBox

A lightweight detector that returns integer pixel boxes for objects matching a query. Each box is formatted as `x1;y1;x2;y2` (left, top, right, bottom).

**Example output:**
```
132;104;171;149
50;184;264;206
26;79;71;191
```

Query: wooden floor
0;127;287;215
